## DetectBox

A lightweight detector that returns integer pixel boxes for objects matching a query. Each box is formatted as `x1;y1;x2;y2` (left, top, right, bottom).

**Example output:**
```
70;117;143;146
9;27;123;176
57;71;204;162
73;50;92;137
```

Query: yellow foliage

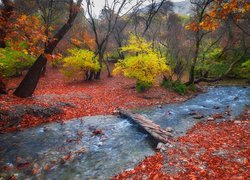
61;48;100;80
113;35;171;84
120;35;153;55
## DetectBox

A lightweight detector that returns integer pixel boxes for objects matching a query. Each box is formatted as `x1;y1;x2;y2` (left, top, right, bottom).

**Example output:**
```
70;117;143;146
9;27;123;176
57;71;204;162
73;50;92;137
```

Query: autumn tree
0;0;14;94
85;0;144;79
113;35;171;92
186;0;249;84
61;48;100;81
14;0;83;97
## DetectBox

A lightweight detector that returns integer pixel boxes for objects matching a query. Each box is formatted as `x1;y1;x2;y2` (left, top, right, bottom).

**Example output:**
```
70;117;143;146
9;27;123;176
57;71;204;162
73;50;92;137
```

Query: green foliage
195;47;229;77
61;48;100;80
161;79;188;95
232;59;250;79
173;81;187;95
161;79;172;89
0;48;35;77
113;35;171;87
136;81;152;92
178;14;190;24
109;51;121;61
188;83;197;92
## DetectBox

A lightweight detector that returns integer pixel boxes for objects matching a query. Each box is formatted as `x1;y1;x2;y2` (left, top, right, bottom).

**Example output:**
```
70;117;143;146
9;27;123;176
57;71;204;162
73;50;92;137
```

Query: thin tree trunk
104;59;112;77
95;53;103;79
187;31;200;85
0;0;14;48
0;76;7;94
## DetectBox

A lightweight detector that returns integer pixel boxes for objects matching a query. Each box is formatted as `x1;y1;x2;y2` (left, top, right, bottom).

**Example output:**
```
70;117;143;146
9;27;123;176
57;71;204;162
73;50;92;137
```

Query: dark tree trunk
187;31;200;85
0;76;7;94
104;59;112;78
14;55;47;97
87;71;94;81
0;0;14;48
0;29;6;48
14;0;83;98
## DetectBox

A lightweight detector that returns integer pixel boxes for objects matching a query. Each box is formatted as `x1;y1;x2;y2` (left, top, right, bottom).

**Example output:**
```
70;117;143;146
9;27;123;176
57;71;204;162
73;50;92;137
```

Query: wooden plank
117;108;172;143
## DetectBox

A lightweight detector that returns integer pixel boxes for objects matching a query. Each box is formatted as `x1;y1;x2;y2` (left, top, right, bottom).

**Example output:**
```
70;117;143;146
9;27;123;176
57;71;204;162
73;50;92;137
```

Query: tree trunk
14;0;83;98
95;53;103;79
187;31;200;85
0;0;14;48
14;55;47;97
0;76;7;94
104;59;112;78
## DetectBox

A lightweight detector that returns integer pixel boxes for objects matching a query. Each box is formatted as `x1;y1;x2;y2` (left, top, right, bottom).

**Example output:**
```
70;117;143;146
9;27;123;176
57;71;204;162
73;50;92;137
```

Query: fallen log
117;108;172;144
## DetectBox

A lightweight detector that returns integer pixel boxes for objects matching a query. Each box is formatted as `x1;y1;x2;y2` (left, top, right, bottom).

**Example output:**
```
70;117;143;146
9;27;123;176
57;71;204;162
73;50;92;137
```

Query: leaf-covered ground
113;109;250;179
0;68;191;133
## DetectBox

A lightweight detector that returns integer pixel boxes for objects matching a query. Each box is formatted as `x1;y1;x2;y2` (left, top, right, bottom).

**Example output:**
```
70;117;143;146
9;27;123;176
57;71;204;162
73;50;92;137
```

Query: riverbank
113;108;250;179
0;69;196;133
0;86;249;179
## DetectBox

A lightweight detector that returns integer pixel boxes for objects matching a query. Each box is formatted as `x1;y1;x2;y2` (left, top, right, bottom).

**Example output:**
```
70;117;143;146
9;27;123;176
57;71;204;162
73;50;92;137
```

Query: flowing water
0;86;249;179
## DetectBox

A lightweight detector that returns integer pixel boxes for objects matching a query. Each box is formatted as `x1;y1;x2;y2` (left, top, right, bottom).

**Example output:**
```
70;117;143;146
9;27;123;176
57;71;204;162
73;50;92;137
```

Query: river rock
157;105;162;108
193;114;205;119
165;127;173;132
234;120;242;124
212;113;224;120
213;106;220;109
188;111;198;116
207;117;214;121
156;142;166;151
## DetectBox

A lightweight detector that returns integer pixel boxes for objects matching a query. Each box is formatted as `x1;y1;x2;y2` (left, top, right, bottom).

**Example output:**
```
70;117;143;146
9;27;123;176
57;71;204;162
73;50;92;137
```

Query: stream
0;86;249;179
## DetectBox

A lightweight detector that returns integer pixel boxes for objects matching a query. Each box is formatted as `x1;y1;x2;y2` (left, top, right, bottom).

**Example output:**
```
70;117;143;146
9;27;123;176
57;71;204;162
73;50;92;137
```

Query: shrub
188;83;197;92
173;81;187;95
0;48;35;77
232;59;250;79
136;81;152;92
61;48;100;80
161;79;173;89
161;79;188;95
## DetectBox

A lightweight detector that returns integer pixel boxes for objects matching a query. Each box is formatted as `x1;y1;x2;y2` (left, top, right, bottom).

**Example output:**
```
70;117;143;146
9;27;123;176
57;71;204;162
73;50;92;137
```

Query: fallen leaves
112;153;167;180
113;110;250;179
0;68;188;133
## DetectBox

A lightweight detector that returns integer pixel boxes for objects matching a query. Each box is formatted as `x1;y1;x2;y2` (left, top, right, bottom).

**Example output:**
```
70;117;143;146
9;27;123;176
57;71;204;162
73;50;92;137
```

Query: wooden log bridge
117;108;172;144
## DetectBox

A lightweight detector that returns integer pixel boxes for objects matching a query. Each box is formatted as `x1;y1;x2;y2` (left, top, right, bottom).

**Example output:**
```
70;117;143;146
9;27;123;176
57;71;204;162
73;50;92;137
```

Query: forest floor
113;108;250;179
0;68;194;133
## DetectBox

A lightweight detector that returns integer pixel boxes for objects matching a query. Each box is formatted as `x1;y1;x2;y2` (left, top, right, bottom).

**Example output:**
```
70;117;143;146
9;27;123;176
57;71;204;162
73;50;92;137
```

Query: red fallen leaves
113;111;250;179
112;153;167;180
92;129;104;136
0;68;188;133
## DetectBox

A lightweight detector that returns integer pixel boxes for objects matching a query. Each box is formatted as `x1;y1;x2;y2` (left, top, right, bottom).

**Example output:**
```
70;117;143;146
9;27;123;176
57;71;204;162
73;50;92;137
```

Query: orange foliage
70;31;95;50
44;53;62;61
186;0;249;31
3;12;46;56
